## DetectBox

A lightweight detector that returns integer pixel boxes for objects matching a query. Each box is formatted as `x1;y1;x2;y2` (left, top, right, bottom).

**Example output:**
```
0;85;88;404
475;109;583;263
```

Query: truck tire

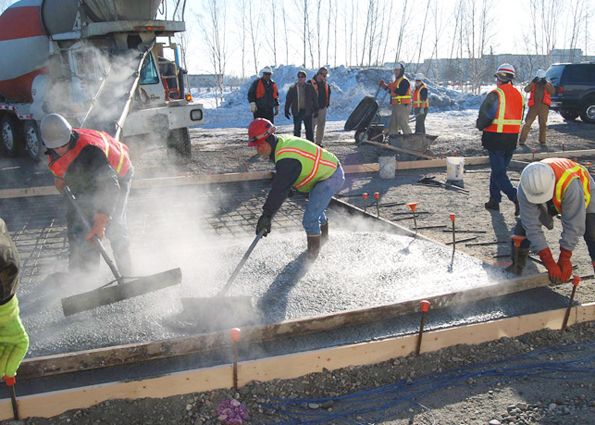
559;109;579;121
0;115;24;157
579;99;595;124
344;96;379;131
167;128;191;156
23;121;44;161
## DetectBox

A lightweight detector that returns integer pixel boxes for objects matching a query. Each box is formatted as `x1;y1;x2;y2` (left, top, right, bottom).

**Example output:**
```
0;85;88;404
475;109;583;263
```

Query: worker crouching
41;114;134;275
248;118;344;260
514;158;595;282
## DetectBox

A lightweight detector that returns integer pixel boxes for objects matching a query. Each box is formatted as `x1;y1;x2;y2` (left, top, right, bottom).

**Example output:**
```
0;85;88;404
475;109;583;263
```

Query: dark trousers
293;110;314;142
487;149;517;203
414;108;427;134
67;171;133;275
254;108;275;124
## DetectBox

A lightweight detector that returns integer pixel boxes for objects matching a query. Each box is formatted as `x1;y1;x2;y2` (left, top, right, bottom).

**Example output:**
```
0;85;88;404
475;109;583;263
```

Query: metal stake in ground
3;376;19;420
362;192;369;213
230;328;241;391
416;300;431;355
561;276;580;331
450;213;456;255
374;192;380;217
406;202;418;232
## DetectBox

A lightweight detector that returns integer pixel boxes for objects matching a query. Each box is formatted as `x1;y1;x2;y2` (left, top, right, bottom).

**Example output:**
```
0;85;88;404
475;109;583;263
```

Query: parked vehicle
546;63;595;124
0;0;203;160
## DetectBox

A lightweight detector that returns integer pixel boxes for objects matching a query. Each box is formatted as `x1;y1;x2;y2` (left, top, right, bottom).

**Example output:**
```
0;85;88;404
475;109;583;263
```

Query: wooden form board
2;303;593;420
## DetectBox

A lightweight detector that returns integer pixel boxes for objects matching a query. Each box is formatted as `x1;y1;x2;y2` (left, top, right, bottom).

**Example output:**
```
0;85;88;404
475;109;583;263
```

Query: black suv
546;63;595;123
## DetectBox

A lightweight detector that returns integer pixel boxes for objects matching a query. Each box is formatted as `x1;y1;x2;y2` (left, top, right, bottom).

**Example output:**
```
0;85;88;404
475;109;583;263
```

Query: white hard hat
536;69;546;79
260;66;273;76
414;73;425;81
495;63;516;81
519;162;556;204
40;113;73;148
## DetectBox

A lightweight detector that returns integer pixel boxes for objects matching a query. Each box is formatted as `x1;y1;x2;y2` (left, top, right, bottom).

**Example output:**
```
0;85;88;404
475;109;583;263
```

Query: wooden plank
362;140;435;159
3;303;593;420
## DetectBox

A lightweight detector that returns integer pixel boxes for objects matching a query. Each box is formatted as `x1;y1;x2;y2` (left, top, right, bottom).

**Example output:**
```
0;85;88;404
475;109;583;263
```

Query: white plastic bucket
446;157;464;182
378;155;396;179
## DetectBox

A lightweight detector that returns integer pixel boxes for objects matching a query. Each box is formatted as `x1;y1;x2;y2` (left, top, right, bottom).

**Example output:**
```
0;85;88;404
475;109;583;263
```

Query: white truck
0;0;203;160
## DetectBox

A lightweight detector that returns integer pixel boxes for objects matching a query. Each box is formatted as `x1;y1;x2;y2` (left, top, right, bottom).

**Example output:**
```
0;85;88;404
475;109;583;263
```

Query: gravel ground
2;110;595;424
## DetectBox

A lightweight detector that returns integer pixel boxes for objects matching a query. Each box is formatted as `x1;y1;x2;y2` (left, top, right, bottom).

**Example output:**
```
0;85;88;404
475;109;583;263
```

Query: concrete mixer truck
0;0;203;160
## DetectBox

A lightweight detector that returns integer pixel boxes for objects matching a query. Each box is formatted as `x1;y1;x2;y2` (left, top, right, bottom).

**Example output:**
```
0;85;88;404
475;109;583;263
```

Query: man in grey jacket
511;159;595;282
285;70;318;142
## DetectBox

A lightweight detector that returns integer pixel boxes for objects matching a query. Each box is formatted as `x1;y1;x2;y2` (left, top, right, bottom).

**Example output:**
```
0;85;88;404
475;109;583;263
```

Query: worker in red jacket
41;113;134;275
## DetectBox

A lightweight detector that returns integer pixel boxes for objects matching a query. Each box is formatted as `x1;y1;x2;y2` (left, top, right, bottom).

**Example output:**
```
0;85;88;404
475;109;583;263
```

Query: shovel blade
180;296;259;330
61;268;182;316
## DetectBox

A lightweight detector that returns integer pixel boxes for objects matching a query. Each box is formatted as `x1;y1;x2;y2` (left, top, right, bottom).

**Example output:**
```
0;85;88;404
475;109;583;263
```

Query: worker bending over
248;118;344;259
513;158;595;282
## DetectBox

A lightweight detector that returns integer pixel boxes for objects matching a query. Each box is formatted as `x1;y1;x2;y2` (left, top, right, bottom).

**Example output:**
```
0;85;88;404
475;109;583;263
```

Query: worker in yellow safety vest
412;73;429;134
379;63;412;136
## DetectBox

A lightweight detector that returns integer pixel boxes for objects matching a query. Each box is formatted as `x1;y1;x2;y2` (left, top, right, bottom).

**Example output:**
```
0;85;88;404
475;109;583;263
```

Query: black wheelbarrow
344;87;388;145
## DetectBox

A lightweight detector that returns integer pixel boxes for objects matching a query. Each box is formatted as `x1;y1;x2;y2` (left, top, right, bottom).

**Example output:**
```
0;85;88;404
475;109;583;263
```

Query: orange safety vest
48;128;132;178
412;83;429;108
528;84;551;107
255;78;279;100
543;158;591;213
387;77;411;105
484;83;523;134
311;79;330;107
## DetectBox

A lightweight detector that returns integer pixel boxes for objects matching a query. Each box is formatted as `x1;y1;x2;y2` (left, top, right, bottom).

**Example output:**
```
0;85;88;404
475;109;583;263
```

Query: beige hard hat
519;162;555;204
414;73;425;81
40;113;73;149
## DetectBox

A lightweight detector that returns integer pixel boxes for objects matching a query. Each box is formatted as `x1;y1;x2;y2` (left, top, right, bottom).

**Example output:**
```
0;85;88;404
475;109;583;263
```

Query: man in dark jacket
41;113;134;275
248;66;280;123
285;70;319;142
311;67;331;146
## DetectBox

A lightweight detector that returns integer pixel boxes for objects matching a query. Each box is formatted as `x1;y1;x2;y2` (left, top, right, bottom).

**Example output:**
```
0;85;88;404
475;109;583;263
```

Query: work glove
557;248;573;282
249;102;257;113
54;177;65;193
85;213;109;241
0;296;29;378
256;214;272;237
538;248;563;284
274;105;280;116
285;111;291;119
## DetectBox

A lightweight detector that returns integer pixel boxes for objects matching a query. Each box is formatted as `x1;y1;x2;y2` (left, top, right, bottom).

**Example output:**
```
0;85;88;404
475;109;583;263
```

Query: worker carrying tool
247;118;345;259
476;63;523;215
513;158;595;283
41;113;134;275
0;218;29;379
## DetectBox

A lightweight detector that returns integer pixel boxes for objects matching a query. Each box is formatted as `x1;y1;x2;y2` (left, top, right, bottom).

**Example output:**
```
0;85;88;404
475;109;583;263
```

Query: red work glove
54;177;65;192
557;248;573;282
85;213;109;241
538;248;563;284
592;261;595;274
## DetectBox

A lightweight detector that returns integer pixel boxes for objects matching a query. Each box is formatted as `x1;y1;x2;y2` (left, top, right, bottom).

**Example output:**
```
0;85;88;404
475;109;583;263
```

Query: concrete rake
60;186;182;316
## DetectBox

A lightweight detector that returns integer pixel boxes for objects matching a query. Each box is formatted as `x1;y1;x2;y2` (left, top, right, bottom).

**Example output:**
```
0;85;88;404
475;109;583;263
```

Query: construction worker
40;113;134;275
519;69;554;146
285;70;319;142
248;66;279;124
311;67;331;146
412;73;429;134
379;63;412;135
476;63;523;215
248;118;344;260
0;218;29;379
512;159;595;283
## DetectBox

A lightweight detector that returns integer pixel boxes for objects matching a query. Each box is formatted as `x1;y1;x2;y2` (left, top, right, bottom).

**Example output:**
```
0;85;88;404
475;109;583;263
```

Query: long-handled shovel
60;186;182;316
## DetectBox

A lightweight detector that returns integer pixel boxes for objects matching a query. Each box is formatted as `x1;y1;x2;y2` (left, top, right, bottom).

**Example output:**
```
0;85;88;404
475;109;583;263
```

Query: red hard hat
248;118;276;146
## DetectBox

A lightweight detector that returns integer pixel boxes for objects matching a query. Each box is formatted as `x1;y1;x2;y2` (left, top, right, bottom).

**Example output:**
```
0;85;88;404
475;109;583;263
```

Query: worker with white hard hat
412;73;429;134
379;62;412;136
512;158;595;282
519;68;554;146
247;66;280;123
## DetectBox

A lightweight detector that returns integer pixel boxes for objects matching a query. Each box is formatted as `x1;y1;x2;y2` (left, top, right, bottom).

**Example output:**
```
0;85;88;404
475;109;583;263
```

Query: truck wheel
579;99;595;124
0;115;24;157
167;128;191;156
24;121;44;161
559;109;579;121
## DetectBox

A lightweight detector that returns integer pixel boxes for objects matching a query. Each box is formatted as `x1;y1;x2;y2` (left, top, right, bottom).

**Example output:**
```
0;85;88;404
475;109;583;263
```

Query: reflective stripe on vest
48;129;131;178
390;77;411;105
412;83;429;108
256;79;279;100
484;84;523;134
274;135;338;192
543;158;591;213
528;84;552;107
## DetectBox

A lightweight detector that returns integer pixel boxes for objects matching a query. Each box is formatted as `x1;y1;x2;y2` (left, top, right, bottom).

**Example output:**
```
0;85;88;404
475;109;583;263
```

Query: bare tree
414;0;431;72
282;2;289;65
248;0;262;75
237;0;248;78
393;0;410;65
316;1;322;66
326;0;332;65
271;0;277;66
380;0;394;66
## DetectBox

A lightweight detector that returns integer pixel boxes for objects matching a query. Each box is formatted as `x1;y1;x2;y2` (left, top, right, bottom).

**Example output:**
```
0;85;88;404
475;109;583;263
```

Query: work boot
320;222;329;244
307;235;321;260
484;199;500;211
514;199;520;216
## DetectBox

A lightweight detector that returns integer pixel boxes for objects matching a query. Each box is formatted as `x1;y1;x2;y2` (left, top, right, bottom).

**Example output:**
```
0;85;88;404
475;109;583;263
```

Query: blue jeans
488;149;517;203
303;165;345;235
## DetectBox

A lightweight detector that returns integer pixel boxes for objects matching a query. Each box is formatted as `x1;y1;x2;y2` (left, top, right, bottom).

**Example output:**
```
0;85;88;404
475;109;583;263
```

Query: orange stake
406;202;418;231
230;328;241;390
373;192;380;216
449;213;456;254
416;300;431;355
3;376;19;420
362;192;369;213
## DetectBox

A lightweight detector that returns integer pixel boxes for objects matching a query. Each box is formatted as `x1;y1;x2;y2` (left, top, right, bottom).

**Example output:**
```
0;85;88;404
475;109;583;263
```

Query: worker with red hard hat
247;118;344;259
